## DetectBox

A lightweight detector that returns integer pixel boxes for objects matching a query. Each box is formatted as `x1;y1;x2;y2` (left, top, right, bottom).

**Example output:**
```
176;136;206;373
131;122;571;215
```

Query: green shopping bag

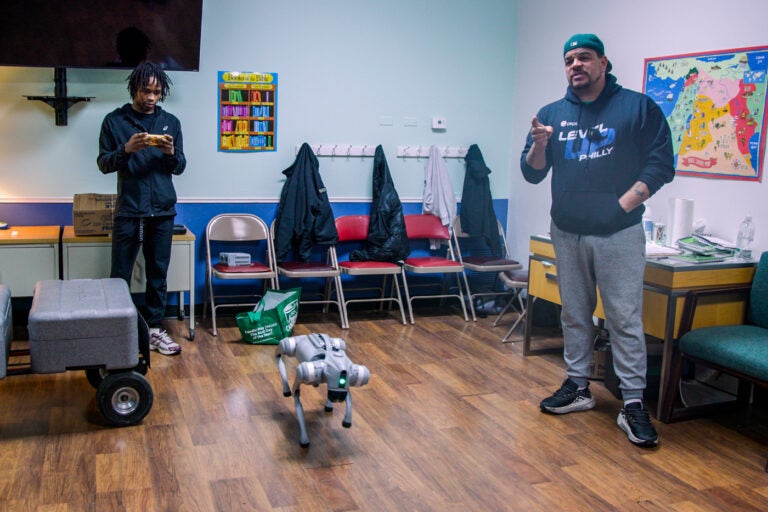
236;288;301;344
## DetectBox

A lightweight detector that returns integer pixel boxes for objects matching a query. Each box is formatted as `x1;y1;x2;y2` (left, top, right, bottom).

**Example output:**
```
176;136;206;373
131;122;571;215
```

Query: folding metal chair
452;217;522;321
335;215;407;325
203;213;277;336
270;221;348;329
493;269;530;342
400;214;470;323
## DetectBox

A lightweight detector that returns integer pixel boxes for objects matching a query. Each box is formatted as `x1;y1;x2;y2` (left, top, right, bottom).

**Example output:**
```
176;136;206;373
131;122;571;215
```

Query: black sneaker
617;401;659;448
540;378;596;414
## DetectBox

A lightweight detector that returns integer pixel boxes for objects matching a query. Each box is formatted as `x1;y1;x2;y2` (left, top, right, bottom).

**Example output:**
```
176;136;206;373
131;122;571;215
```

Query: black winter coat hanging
460;144;501;257
351;145;410;262
274;143;338;262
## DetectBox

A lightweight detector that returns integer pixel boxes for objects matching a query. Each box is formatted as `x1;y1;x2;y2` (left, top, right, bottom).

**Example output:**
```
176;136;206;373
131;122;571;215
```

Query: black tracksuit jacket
97;103;186;218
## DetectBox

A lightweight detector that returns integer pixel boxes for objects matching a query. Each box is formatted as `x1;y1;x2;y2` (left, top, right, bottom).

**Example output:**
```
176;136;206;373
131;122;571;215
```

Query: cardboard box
73;193;117;236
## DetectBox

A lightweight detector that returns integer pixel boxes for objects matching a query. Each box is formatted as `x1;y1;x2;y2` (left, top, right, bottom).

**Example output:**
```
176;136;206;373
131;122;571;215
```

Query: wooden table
525;235;756;419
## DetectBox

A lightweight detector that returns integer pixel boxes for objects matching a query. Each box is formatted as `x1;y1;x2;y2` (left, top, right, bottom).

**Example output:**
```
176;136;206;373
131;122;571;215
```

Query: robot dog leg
276;333;370;447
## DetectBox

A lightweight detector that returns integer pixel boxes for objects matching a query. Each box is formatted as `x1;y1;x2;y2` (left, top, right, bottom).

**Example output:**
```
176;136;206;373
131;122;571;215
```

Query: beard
569;72;603;92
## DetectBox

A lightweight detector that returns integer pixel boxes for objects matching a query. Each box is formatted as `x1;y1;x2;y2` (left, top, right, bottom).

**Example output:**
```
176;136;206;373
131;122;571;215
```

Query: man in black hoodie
520;34;674;447
97;61;186;356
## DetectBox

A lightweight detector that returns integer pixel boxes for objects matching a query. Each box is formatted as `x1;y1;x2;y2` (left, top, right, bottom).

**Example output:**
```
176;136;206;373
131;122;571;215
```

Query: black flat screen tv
0;0;203;71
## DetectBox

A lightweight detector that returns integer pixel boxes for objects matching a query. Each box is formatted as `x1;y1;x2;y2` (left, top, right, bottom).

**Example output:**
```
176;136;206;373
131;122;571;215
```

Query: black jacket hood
565;73;622;107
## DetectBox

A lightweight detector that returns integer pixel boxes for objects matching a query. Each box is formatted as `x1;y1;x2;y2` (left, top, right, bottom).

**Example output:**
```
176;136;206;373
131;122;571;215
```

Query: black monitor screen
0;0;203;71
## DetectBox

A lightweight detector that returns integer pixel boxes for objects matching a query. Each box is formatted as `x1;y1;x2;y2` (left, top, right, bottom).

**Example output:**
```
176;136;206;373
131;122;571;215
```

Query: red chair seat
340;260;401;273
278;261;337;272
404;256;463;271
213;262;272;274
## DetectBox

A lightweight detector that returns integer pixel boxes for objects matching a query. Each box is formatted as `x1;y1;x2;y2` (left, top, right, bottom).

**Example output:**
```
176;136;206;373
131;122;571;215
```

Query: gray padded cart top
28;279;138;373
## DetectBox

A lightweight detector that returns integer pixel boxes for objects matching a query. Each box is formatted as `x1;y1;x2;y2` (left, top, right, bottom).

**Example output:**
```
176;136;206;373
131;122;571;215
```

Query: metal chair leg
501;292;528;343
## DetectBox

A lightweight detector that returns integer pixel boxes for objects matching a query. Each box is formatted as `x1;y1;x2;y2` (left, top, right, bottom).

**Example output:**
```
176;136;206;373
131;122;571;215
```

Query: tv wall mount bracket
24;67;93;126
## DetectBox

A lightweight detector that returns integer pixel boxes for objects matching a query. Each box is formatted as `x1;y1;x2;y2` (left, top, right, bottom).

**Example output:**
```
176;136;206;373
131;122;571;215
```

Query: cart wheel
86;368;109;389
97;372;153;427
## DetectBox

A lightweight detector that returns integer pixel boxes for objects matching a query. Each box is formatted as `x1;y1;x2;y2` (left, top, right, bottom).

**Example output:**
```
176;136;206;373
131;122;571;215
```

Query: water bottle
736;215;755;260
642;216;654;240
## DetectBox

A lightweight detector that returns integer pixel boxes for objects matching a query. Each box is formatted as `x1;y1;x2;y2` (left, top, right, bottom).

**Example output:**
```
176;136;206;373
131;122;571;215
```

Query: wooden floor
2;305;768;511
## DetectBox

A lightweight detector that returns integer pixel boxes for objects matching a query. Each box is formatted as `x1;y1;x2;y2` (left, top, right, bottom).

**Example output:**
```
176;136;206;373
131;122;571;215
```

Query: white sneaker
149;328;181;356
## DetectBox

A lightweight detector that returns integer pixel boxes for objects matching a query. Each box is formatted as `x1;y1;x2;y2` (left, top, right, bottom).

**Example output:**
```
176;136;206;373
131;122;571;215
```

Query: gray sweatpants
550;222;647;401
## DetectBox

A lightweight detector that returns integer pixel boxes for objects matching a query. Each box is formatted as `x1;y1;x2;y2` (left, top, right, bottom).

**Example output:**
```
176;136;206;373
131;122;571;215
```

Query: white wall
3;0;766;261
509;0;768;262
0;0;516;203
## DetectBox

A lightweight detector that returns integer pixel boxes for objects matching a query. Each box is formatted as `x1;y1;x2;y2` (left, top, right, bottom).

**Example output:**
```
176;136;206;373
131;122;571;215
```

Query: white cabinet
0;226;60;297
61;226;196;340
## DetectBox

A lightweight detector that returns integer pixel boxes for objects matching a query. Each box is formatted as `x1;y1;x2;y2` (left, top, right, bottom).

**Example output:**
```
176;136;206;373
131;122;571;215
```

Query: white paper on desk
646;240;681;258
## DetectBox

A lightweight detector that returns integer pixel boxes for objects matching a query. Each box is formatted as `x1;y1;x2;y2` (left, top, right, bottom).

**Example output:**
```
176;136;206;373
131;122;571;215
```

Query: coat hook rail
396;146;468;158
296;144;378;157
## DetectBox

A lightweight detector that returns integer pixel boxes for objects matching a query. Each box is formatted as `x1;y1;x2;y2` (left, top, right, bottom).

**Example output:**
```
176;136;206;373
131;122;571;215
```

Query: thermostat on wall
431;117;447;130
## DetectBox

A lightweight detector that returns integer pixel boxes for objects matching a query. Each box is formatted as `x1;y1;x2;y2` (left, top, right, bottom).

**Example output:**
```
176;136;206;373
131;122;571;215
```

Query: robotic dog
276;333;370;447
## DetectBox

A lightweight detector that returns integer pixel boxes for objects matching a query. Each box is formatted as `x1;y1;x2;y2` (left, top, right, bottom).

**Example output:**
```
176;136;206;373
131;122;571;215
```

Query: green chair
660;251;768;469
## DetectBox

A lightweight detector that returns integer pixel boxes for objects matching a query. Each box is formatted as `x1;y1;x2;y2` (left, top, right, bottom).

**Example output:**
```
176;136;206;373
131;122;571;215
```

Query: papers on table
691;234;738;251
676;236;736;256
646;240;682;258
670;253;732;264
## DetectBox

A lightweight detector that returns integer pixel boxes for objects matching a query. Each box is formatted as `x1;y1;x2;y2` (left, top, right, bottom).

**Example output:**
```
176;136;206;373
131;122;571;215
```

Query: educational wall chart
643;46;768;181
218;71;277;152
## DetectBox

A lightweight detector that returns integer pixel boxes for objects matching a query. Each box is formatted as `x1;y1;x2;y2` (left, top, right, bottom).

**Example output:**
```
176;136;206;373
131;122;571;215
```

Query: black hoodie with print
520;74;674;235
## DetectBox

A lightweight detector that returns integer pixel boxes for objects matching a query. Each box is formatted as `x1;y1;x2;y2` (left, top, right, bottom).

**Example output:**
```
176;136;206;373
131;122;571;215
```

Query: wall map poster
643;46;768;181
218;71;277;152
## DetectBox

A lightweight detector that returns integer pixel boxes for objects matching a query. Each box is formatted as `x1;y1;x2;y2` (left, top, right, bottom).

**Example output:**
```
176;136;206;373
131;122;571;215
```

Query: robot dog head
294;351;370;402
282;334;370;402
325;352;370;402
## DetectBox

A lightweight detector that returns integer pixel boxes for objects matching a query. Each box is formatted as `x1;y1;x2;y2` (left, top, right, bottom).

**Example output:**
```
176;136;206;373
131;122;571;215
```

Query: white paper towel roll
667;198;694;246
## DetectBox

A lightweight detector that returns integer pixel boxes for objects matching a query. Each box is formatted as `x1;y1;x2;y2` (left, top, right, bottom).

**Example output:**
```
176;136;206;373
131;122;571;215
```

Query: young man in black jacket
97;61;187;356
520;34;674;447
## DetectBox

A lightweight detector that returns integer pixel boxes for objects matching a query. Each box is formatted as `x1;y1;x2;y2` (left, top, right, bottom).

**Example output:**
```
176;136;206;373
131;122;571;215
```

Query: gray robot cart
1;278;153;426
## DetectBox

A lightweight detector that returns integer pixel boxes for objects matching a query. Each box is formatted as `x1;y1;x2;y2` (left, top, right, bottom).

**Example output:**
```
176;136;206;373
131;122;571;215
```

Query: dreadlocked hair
126;61;172;101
